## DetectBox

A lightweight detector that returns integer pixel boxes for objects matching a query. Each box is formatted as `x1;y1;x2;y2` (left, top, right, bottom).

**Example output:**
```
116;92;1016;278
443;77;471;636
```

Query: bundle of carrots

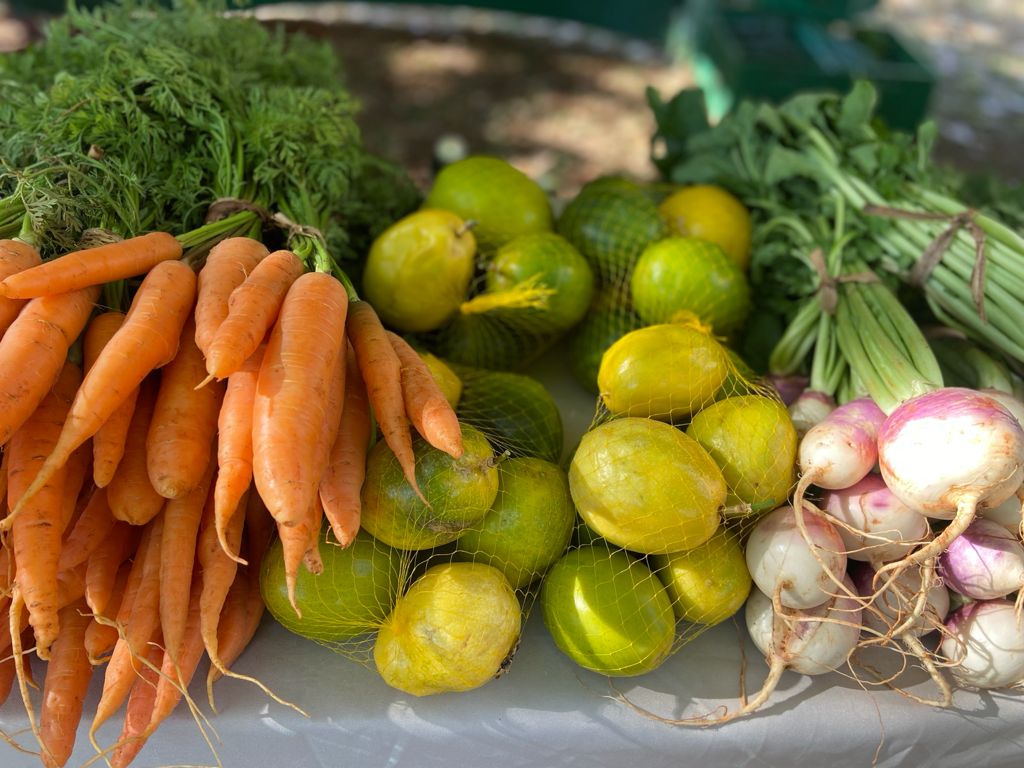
0;231;463;766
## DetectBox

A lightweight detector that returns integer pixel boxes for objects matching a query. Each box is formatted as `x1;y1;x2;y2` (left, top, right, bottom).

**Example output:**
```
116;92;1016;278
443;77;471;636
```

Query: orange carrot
0;652;14;708
203;248;305;381
83;311;136;487
84;561;130;665
320;345;372;547
83;311;126;370
205;563;251;705
58;445;92;535
158;457;215;664
147;316;224;498
9;260;195;517
55;563;87;609
91;513;164;737
387;331;463;458
58;486;114;572
212;344;263;562
0;231;182;299
251;271;348;614
8;362;81;658
39;598;93;768
0;239;42;335
347;300;422;499
107;376;165;525
84;522;138;617
0;286;99;447
107;637;163;768
194;236;269;356
198;482;245;670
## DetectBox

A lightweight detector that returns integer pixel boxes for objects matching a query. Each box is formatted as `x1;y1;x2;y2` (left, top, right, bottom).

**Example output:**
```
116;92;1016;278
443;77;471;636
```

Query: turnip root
788;389;835;439
938;518;1024;602
796;397;885;495
941;599;1024;689
978;486;1024;537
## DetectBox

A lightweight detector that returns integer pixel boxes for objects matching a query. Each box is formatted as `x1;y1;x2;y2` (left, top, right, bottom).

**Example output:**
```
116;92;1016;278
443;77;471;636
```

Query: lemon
360;423;499;550
374;561;521;696
598;323;731;421
455;457;575;589
260;530;403;643
651;529;752;626
630;237;752;338
420;351;462;408
424;156;552;252
540;546;675;676
658;185;752;271
685;395;797;518
362;209;476;333
569;417;725;555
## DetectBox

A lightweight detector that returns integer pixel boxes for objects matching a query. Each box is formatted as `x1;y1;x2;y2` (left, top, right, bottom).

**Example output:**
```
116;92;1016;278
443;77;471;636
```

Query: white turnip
938;518;1024;601
941;599;1024;689
788;389;836;439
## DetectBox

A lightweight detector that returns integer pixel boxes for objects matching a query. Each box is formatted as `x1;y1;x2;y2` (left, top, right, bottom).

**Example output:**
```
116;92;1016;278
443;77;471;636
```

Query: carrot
107;637;163;768
212;344;263;562
83;311;136;488
54;563;87;609
158;457;215;664
107;376;165;526
147;316;225;498
0;239;42;335
347;300;423;499
0;651;14;707
194;236;269;356
387;331;463;458
251;271;348;614
84;561;131;665
205;563;251;707
8;362;81;658
320;345;372;547
84;522;138;617
58;445;92;535
0;231;182;299
202;248;305;382
39;598;93;768
8;260;196;517
58;486;114;572
91;513;165;738
0;286;99;447
83;311;127;370
198;483;244;669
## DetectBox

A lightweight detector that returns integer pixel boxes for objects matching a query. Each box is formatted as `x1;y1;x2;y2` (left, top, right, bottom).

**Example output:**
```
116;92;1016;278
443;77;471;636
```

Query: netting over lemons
373;561;521;696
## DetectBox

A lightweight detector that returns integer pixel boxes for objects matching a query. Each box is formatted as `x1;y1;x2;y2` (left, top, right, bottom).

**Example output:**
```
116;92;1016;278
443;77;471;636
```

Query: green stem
768;297;821;376
911;185;1024;254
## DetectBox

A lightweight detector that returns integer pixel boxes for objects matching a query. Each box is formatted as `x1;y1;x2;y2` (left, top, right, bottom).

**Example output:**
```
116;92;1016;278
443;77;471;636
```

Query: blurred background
2;0;1021;198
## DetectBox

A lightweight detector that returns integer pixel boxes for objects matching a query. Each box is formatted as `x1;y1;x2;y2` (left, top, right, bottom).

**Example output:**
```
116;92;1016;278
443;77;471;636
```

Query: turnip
822;475;930;566
876;388;1024;581
938;518;1024;601
788;389;837;440
796;397;885;497
941;599;1024;689
978;486;1024;536
745;505;846;610
770;374;809;407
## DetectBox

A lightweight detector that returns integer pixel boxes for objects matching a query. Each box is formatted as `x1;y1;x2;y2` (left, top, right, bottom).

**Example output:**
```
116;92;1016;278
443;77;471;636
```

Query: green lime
597;323;731;421
540;546;675;676
362;209;476;333
631;237;752;337
424;156;552;252
455;367;564;463
422;311;542;370
360;423;499;550
483;232;595;333
260;529;403;643
658;185;752;271
685;395;797;518
557;176;668;285
651;529;752;626
568;294;644;396
569;417;725;555
374;561;521;696
455;457;575;589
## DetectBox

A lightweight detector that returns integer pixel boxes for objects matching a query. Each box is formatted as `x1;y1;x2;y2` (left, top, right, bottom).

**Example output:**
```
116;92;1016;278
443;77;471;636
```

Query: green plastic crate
713;0;878;20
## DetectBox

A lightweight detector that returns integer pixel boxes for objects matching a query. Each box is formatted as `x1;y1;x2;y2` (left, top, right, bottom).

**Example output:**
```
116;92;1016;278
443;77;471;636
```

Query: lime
424;156;552;252
685;395;797;518
597;323;731;421
651;529;752;626
456;367;563;463
483;232;595;333
455;457;575;589
569;417;725;555
374;561;521;696
362;209;476;333
658;185;752;271
424;311;541;370
360;423;499;550
260;529;403;643
540;546;675;676
568;292;644;395
557;176;668;285
630;237;752;338
420;351;462;408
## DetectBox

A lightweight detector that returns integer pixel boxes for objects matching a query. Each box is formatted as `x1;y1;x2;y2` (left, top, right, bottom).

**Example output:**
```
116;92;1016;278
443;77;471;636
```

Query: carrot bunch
0;232;463;766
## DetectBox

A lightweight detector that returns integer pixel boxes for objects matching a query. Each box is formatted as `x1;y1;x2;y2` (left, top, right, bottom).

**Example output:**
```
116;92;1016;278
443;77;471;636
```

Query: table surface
3;347;1024;768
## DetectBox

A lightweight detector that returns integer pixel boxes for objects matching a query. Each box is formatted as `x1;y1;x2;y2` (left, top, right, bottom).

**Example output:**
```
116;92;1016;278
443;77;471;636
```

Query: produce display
1;1;1024;766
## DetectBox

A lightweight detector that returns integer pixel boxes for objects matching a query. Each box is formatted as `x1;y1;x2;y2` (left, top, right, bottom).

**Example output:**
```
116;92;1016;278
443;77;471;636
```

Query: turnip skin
941;599;1024;690
937;518;1024;601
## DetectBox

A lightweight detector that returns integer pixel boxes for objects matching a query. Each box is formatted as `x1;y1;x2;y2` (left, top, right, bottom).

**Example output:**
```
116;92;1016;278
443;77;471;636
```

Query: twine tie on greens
76;227;124;248
863;204;988;323
205;197;274;226
807;249;879;315
270;210;327;247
